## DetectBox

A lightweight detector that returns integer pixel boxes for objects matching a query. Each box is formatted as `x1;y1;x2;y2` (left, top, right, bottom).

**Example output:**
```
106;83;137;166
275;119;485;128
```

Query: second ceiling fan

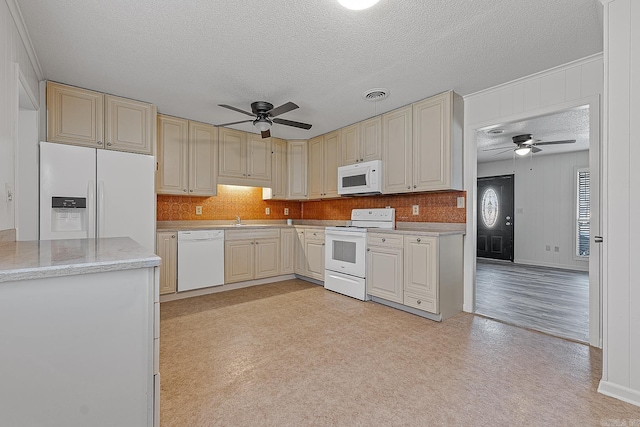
483;134;576;156
218;101;312;138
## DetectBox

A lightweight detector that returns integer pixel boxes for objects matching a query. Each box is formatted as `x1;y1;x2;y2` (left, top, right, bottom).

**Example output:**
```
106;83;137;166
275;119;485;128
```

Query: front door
477;175;514;261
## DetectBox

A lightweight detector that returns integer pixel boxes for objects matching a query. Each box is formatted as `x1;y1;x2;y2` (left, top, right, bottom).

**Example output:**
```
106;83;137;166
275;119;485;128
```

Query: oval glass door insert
481;188;499;227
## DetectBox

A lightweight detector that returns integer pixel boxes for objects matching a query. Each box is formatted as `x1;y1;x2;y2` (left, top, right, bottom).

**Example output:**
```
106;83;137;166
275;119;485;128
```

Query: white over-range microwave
337;160;382;195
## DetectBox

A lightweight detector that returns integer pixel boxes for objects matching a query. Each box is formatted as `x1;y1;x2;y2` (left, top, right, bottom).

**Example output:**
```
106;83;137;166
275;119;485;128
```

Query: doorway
477;175;514;262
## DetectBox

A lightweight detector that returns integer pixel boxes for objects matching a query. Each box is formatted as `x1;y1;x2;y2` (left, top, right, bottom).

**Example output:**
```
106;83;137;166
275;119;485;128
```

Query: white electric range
324;208;395;300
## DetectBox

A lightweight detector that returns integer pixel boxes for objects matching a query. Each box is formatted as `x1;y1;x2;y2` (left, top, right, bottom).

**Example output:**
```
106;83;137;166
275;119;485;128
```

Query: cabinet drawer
225;228;279;240
367;232;403;247
304;229;325;241
404;293;437;314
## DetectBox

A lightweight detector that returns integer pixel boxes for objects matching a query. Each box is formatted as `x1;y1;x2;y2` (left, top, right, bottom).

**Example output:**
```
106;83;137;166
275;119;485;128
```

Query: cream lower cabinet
280;228;295;274
47;81;156;155
224;229;280;284
403;234;463;320
156;231;177;295
294;228;306;274
303;229;325;281
366;233;403;303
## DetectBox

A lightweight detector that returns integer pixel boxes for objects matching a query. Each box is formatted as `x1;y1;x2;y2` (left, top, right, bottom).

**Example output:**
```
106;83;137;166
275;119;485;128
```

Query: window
576;168;590;257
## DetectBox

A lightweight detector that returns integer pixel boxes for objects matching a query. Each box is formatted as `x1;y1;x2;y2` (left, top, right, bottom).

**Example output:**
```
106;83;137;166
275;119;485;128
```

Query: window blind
576;169;590;257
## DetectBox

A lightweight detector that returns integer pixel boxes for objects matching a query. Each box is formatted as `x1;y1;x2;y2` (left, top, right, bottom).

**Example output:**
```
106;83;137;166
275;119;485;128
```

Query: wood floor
475;258;589;342
159;280;640;426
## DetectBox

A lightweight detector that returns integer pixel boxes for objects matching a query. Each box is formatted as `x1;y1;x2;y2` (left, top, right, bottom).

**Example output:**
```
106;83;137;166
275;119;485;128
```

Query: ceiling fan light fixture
338;0;380;10
253;117;272;132
515;145;531;156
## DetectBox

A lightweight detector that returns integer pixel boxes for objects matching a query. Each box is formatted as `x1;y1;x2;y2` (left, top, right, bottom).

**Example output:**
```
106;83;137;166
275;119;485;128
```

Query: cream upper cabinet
280;228;295;275
105;95;156;154
308;135;324;199
156;115;217;196
156;115;189;195
308;131;340;199
341;116;381;166
382;91;462;194
288;140;308;199
270;138;288;199
47;81;155;155
47;82;104;148
412;91;463;191
188;121;218;196
366;232;404;303
156;231;177;295
382;105;413;193
218;129;272;186
218;127;247;179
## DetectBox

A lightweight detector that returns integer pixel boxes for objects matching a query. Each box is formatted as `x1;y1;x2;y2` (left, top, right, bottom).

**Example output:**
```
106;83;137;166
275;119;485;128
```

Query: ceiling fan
217;101;312;138
482;134;576;156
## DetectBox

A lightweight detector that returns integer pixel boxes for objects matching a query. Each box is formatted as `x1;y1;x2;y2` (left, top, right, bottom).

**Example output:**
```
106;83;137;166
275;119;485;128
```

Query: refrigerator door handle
87;180;95;238
98;180;105;237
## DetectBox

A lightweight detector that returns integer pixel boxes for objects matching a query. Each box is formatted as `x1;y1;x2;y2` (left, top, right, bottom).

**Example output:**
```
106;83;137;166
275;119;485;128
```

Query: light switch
412;205;419;215
195;206;202;215
265;207;270;215
284;208;289;216
456;197;465;208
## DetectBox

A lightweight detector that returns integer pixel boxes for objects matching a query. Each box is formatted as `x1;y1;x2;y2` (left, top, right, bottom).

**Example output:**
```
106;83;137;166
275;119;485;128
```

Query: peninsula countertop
0;237;161;283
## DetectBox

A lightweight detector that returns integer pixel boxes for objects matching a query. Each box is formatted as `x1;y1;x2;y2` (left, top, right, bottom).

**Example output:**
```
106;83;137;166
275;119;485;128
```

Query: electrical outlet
265;207;270;215
554;246;560;252
412;205;419;215
5;183;13;202
284;208;289;216
456;197;465;208
195;206;202;215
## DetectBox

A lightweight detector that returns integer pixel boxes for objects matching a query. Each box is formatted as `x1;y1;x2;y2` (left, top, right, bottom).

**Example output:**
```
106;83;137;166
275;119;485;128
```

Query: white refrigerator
39;142;155;252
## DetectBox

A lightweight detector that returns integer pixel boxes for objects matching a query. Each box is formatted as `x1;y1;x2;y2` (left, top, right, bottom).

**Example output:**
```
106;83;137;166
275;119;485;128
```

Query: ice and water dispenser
50;197;87;233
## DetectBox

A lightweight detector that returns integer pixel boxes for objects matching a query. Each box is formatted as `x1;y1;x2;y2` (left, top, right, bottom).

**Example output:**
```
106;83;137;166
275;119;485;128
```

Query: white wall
0;0;41;233
597;0;640;408
479;151;589;271
463;54;603;349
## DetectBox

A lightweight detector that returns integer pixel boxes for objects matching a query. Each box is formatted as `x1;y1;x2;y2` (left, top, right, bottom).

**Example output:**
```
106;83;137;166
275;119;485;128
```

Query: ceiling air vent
363;88;389;101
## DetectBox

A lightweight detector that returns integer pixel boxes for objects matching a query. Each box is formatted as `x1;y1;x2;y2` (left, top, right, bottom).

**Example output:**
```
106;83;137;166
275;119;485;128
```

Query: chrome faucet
236;215;241;225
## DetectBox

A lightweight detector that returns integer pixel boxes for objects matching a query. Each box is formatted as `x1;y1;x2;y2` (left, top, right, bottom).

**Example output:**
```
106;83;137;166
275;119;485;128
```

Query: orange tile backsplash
158;185;466;223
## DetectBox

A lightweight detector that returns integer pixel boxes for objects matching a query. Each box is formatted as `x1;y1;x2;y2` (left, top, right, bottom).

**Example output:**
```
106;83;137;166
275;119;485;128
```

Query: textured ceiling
17;0;603;140
476;107;590;163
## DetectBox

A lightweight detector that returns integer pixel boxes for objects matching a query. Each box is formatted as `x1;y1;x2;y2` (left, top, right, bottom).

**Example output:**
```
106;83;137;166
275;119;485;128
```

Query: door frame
463;95;602;347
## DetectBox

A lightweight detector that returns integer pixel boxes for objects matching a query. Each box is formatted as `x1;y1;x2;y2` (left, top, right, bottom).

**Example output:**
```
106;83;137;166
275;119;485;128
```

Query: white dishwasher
177;230;225;292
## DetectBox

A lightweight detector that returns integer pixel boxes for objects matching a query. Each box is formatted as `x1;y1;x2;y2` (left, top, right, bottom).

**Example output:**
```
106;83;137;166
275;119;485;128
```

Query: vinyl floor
159;279;640;426
475;258;589;342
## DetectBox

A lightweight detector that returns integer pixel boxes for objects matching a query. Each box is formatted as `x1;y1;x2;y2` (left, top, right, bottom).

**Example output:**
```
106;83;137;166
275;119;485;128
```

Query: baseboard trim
371;296;443;322
160;274;297;302
598;380;640;408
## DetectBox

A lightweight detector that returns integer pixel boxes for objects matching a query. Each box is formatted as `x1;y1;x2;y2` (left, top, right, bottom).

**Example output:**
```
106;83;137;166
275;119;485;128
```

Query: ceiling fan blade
268;102;299;117
531;146;542;153
218;104;254;116
273;118;312;130
481;145;513;152
534;139;576;146
491;148;514;156
217;119;253;126
261;129;271;139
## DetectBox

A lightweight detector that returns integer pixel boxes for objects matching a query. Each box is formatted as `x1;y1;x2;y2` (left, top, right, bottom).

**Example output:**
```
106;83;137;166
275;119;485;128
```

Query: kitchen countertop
156;221;465;236
0;237;161;283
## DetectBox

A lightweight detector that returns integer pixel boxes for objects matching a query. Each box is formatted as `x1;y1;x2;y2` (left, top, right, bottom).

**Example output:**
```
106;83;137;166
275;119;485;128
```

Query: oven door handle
325;230;365;238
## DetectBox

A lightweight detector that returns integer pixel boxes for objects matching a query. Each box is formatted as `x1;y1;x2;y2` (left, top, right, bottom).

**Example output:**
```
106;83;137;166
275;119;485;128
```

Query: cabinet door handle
97;141;102;146
381;238;386;242
417;238;421;243
255;241;259;244
417;300;422;305
171;235;175;238
189;189;193;193
594;236;603;243
413;185;417;189
367;248;370;252
107;142;112;146
360;158;364;161
183;189;187;192
407;186;410;189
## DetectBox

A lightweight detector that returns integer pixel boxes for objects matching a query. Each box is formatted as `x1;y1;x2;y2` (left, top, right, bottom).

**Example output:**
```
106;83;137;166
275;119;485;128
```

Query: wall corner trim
5;0;44;80
598;381;640;408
